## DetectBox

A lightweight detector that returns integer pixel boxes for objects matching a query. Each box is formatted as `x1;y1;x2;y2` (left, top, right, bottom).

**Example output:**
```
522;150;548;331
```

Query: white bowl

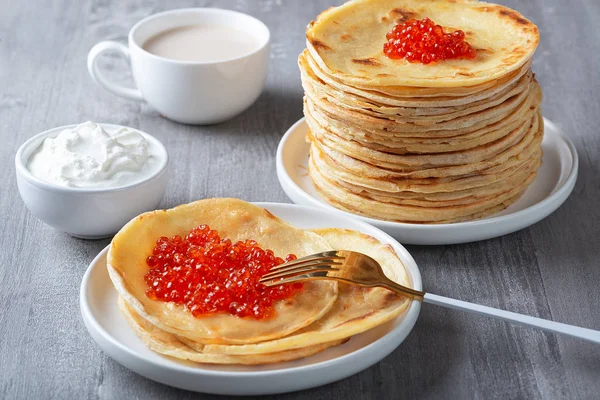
80;202;422;395
15;123;169;239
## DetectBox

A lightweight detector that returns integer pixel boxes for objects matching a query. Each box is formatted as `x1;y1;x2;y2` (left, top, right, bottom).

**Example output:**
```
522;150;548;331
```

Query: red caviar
144;225;302;320
384;18;477;64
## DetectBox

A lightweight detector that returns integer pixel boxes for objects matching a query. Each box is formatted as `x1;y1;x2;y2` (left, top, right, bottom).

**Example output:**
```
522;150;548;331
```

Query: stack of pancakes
300;0;542;223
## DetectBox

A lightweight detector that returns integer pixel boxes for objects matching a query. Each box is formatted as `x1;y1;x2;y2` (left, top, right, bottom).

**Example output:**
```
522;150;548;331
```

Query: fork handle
423;293;600;344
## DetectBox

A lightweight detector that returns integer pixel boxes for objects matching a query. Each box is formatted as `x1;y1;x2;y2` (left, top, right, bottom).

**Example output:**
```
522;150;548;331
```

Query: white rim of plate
79;202;423;378
276;117;578;233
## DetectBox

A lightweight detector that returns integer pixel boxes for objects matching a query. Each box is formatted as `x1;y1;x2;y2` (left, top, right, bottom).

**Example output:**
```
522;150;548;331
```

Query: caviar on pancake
383;17;477;64
144;225;302;320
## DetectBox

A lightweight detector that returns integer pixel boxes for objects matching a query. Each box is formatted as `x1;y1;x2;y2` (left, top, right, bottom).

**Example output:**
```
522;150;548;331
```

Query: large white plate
276;118;578;245
80;202;422;395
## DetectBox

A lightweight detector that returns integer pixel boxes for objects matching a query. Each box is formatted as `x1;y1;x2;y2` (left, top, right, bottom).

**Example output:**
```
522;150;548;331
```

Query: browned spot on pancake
477;5;536;31
499;9;530;25
388;8;417;24
475;48;493;60
502;48;526;64
352;58;381;66
340;34;353;41
381;16;390;23
346;24;360;34
307;36;331;51
457;72;475;77
376;73;393;77
239;211;254;224
383;291;402;305
333;311;376;328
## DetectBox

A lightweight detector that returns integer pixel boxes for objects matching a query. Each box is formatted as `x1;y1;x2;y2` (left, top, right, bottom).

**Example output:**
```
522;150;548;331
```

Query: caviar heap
383;18;477;64
144;225;302;320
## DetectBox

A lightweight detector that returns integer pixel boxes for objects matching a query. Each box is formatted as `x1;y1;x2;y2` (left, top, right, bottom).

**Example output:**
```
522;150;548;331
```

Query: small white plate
276;118;578;245
80;202;422;395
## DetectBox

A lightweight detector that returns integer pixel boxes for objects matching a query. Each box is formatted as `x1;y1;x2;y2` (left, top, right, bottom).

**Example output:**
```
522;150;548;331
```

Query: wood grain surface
1;0;599;399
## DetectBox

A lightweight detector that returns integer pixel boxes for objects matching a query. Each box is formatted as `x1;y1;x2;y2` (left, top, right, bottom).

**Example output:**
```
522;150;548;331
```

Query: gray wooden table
1;0;599;398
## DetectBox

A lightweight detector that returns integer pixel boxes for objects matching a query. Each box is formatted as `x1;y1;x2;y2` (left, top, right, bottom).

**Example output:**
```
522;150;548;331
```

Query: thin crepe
107;198;338;344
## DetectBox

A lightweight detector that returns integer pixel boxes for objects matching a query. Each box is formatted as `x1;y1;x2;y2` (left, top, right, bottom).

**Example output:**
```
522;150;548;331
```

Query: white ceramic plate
276;118;578;245
80;202;422;395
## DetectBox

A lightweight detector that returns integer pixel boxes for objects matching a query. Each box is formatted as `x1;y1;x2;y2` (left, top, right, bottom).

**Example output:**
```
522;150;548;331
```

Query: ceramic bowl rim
15;123;169;194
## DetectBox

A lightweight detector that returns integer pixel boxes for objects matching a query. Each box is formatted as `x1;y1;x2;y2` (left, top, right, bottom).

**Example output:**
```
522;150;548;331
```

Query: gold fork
260;250;600;344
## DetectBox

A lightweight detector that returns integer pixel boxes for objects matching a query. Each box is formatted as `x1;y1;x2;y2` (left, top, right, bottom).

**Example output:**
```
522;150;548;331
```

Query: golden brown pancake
108;198;339;344
118;297;345;365
306;0;539;87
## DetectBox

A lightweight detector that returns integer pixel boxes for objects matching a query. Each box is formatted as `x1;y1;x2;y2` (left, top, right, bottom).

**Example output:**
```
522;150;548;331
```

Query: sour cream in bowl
15;122;169;239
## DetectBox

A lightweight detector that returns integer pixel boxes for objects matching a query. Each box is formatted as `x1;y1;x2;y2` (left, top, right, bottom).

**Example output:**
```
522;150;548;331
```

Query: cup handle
87;41;144;101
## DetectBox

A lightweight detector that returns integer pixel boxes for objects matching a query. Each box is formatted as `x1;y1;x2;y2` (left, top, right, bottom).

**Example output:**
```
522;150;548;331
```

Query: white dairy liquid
27;122;162;188
142;24;261;62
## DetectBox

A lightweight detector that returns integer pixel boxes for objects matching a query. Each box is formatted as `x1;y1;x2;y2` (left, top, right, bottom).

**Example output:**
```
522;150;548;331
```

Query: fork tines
268;251;344;271
259;251;345;285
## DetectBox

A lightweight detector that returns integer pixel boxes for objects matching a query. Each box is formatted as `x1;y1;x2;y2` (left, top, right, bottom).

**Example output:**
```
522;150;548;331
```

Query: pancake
107;198;339;344
306;0;539;87
302;52;534;120
200;228;412;355
118;297;345;365
301;49;533;104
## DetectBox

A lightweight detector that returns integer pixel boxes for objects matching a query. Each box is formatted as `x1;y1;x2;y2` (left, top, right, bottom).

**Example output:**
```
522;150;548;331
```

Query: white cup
87;8;270;125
